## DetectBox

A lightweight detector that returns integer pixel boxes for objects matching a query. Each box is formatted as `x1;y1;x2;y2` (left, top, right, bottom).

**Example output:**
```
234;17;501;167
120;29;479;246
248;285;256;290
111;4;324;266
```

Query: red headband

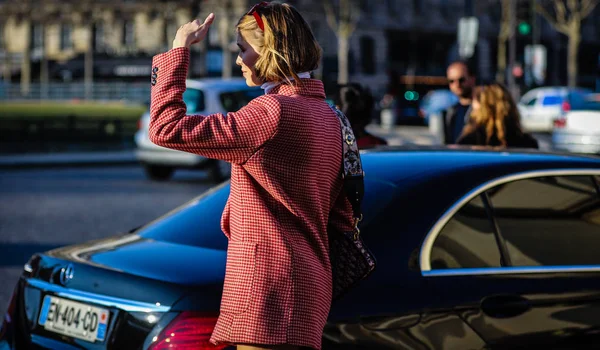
247;2;268;31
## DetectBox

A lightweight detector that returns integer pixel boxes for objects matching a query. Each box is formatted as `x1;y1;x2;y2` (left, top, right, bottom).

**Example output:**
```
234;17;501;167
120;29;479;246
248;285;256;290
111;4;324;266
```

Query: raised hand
172;13;216;49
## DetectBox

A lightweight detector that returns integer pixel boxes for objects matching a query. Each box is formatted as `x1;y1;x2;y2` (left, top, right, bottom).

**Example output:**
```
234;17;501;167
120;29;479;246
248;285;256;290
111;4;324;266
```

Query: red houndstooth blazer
150;47;353;349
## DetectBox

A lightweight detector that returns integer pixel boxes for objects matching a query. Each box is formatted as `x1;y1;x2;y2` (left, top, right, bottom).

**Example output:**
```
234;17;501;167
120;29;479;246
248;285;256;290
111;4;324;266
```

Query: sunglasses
448;77;467;85
247;2;268;31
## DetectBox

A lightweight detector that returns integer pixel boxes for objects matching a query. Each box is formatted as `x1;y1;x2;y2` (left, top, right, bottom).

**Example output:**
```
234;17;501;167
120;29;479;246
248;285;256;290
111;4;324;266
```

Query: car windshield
183;88;205;113
571;94;600;111
137;178;398;250
220;89;263;112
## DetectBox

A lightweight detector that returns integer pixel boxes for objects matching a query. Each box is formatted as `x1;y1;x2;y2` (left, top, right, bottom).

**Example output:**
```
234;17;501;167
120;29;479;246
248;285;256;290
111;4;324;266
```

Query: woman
334;83;387;149
149;2;354;350
457;82;538;149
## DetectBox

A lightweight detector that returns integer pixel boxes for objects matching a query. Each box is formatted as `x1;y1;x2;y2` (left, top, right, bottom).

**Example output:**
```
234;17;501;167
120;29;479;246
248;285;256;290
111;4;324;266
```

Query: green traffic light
518;21;531;35
404;91;420;101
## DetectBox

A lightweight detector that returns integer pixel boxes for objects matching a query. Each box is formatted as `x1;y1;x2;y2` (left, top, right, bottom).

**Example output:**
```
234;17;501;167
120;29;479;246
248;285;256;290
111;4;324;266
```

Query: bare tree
535;0;598;87
496;0;513;83
218;0;234;78
323;0;360;85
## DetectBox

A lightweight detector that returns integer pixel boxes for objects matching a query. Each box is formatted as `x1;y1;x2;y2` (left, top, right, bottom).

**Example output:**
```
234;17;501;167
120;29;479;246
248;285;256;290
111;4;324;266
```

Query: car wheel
207;160;231;183
144;165;175;181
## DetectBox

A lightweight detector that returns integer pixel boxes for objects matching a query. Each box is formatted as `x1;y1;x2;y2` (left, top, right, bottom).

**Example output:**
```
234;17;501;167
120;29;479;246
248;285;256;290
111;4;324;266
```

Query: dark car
2;148;600;349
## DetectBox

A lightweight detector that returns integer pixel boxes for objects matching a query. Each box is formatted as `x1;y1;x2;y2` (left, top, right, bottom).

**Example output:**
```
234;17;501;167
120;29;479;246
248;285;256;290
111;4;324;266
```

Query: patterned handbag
328;103;376;301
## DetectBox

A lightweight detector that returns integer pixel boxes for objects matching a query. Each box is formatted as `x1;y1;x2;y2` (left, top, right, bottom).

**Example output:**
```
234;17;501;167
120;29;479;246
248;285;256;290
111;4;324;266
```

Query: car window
183;88;205;113
541;95;563;106
220;89;263;112
487;176;600;267
430;195;502;269
525;97;537;106
137;177;397;250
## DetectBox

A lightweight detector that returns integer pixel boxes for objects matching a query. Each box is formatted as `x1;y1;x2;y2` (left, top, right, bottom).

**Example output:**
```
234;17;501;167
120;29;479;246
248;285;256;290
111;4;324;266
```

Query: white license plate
38;295;110;343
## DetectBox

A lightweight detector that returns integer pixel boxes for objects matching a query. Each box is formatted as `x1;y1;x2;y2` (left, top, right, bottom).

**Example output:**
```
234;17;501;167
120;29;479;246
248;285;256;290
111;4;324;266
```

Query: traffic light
518;21;531;36
517;0;533;37
404;91;420;101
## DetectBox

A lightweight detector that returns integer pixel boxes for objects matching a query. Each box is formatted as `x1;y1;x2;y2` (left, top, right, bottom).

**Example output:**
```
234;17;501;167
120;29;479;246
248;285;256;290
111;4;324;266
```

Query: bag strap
328;103;365;235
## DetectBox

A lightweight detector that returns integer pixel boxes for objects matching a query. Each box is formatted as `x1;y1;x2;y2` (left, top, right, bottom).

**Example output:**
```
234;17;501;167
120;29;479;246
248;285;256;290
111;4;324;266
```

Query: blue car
2;147;600;349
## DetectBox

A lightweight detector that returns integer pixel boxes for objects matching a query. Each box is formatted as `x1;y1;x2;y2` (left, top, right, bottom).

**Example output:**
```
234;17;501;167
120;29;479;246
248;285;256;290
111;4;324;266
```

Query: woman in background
335;83;388;149
457;82;538;149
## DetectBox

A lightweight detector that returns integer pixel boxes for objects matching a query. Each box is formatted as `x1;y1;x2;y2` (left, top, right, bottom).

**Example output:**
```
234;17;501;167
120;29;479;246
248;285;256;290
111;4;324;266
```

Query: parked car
135;78;262;181
552;92;600;154
2;147;600;349
518;86;592;133
418;89;458;125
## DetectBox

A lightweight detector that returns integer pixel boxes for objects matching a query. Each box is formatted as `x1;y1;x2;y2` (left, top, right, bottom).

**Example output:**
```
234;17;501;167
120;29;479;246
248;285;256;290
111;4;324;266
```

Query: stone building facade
1;0;599;98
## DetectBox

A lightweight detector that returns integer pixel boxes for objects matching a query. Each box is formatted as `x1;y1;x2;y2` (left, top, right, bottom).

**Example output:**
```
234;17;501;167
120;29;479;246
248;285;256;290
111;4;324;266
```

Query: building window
360;0;370;13
60;24;73;51
123;20;135;47
360;36;375;75
386;0;399;14
413;0;424;16
94;22;105;52
165;21;178;48
0;22;4;50
31;23;44;50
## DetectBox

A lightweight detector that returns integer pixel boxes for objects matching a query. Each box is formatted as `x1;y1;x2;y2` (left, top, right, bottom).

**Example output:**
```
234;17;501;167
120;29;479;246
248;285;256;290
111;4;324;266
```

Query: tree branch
347;0;360;36
581;0;599;18
567;0;580;14
554;0;568;26
536;2;569;33
323;0;338;32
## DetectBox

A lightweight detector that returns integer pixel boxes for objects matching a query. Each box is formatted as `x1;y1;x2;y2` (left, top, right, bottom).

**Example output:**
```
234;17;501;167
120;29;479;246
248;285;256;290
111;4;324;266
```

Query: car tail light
148;312;227;350
554;117;567;128
561;101;571;112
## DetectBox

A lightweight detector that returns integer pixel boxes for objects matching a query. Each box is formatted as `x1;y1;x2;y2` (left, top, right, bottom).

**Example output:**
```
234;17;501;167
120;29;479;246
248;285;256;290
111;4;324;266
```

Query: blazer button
152;67;159;73
151;79;157;86
151;73;158;79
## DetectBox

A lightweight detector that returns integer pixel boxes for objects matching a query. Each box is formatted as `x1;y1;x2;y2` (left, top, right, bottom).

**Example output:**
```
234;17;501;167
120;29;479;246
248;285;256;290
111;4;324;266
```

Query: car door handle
481;294;531;319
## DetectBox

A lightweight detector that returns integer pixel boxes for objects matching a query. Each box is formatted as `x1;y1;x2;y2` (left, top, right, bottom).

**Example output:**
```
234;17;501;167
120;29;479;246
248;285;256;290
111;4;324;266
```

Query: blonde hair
464;83;524;147
236;2;322;85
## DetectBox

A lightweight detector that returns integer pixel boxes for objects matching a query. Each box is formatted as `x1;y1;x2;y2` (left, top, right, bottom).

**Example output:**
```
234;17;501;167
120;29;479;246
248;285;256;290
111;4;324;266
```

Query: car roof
360;145;600;185
185;78;258;91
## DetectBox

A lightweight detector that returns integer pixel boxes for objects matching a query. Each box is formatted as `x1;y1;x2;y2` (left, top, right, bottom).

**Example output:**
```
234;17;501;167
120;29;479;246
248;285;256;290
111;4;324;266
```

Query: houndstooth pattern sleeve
149;47;281;164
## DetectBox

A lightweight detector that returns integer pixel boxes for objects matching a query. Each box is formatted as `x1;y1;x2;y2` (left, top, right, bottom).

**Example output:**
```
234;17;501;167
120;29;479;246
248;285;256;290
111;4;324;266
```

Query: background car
518;86;592;133
2;147;600;349
418;89;458;125
552;92;600;154
135;78;262;181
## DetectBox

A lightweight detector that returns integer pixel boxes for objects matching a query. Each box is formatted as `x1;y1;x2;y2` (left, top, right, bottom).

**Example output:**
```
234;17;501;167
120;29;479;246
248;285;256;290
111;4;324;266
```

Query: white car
552;92;600;155
135;78;262;181
518;86;592;133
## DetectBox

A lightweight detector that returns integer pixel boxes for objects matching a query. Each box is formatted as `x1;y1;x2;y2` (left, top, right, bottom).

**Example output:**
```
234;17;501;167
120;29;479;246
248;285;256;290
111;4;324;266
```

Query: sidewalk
0;125;438;169
367;124;439;146
0;150;137;169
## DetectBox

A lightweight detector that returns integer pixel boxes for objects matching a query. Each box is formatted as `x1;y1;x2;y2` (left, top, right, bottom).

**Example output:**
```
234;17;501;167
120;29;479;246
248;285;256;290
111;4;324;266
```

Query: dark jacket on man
441;103;472;144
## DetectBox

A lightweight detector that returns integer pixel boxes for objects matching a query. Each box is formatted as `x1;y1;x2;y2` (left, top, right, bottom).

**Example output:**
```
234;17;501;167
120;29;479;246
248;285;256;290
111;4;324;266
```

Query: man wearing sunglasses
442;61;476;144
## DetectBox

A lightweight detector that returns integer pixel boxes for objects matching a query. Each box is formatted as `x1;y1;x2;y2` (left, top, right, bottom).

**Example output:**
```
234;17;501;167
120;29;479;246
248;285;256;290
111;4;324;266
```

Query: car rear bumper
135;148;209;167
552;131;600;154
521;119;554;133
